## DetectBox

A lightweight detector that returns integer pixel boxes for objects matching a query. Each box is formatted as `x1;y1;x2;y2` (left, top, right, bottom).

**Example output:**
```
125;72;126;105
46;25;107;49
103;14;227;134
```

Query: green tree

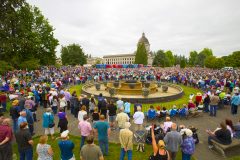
152;50;166;67
204;56;216;68
165;50;175;67
189;51;198;66
223;51;240;67
0;61;13;75
61;44;87;66
0;0;58;68
135;43;148;65
180;58;186;68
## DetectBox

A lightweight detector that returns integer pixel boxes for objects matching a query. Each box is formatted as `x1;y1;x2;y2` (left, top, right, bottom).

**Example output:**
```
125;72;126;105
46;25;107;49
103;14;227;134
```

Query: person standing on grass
36;135;53;160
119;122;133;160
94;115;111;156
124;100;131;117
107;100;117;129
180;129;195;160
116;107;129;130
151;124;170;160
0;118;13;160
80;135;104;160
133;106;144;131
42;108;55;139
15;122;34;160
164;123;182;160
78;115;92;149
58;130;75;160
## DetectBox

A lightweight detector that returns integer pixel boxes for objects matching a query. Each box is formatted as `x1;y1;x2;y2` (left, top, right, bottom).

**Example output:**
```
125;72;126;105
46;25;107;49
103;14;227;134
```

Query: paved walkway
33;105;239;160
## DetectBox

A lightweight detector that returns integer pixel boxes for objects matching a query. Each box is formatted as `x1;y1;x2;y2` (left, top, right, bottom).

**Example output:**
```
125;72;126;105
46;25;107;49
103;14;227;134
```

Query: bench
211;139;240;157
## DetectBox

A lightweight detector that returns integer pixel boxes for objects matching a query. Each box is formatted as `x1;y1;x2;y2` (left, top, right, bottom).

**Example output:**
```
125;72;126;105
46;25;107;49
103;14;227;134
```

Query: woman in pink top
162;117;172;133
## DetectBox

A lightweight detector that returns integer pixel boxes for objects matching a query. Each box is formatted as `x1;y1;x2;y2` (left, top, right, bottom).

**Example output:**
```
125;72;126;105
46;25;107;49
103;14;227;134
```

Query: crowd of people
0;66;240;160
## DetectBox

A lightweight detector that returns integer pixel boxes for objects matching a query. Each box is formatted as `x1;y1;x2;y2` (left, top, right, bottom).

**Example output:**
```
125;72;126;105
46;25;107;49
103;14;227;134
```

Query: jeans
210;105;217;116
120;148;132;160
19;148;33;160
80;136;86;149
99;139;109;155
182;152;191;160
204;102;209;112
13;118;18;133
231;104;238;115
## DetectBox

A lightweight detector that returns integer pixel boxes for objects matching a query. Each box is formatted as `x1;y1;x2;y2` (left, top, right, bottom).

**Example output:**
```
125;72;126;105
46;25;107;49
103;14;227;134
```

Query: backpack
137;143;145;152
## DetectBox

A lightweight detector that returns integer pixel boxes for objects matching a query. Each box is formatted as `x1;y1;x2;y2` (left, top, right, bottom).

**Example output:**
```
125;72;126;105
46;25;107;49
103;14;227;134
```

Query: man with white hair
116;107;129;129
0;118;13;160
133;106;145;131
116;97;124;111
119;122;133;160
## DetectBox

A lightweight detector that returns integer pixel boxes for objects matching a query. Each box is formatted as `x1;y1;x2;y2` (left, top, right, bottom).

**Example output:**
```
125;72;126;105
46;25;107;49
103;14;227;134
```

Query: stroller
134;130;146;152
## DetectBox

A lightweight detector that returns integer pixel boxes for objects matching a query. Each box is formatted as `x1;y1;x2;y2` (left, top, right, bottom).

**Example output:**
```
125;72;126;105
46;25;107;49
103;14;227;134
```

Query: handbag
48;114;55;128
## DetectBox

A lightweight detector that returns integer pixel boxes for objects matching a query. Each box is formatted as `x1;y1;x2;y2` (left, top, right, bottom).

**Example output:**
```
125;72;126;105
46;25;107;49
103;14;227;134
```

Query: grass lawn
228;156;240;160
69;84;203;113
13;134;195;160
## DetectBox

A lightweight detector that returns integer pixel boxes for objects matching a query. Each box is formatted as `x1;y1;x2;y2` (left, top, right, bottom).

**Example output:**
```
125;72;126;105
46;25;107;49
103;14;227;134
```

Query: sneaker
208;145;213;149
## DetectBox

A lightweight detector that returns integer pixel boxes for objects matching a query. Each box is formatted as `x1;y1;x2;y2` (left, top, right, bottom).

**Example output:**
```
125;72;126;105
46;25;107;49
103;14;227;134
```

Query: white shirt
163;121;173;132
78;110;87;122
133;111;144;125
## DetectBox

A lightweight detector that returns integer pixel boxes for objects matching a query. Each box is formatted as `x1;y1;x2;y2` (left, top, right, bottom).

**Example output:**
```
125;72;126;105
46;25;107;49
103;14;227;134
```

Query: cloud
27;0;240;57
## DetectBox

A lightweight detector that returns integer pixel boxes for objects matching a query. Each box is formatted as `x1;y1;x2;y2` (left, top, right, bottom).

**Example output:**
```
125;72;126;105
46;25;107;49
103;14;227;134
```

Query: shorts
45;127;54;135
109;116;116;122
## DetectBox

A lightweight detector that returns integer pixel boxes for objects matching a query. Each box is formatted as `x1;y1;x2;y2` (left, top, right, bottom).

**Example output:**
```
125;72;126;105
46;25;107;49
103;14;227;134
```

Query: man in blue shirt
58;130;75;160
94;115;111;156
231;92;240;115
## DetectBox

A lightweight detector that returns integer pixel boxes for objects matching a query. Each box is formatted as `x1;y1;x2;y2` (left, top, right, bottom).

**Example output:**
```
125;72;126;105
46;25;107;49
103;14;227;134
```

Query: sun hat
61;130;69;138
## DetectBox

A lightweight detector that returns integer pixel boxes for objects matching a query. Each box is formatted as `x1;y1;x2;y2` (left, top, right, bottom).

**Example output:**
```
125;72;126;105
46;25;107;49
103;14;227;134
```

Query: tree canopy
0;0;59;70
135;43;148;65
61;44;87;66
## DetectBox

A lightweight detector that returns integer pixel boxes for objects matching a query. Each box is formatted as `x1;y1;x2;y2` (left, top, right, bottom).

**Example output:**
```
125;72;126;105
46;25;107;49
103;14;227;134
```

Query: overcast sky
27;0;240;58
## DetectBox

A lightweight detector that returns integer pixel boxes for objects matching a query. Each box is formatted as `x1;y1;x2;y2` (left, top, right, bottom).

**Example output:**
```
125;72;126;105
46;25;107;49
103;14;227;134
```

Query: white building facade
103;33;153;65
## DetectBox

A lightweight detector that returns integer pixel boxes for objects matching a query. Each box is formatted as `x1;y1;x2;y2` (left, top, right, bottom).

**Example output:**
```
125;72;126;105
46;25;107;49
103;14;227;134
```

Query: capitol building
103;33;153;65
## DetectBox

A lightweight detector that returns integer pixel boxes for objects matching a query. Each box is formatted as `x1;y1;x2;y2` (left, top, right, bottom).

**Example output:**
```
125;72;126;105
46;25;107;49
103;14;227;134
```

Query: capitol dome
138;32;149;45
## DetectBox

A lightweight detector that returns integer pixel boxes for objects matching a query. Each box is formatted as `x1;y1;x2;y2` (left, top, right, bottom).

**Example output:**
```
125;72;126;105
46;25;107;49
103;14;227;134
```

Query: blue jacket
42;113;54;128
148;109;156;119
231;95;240;105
